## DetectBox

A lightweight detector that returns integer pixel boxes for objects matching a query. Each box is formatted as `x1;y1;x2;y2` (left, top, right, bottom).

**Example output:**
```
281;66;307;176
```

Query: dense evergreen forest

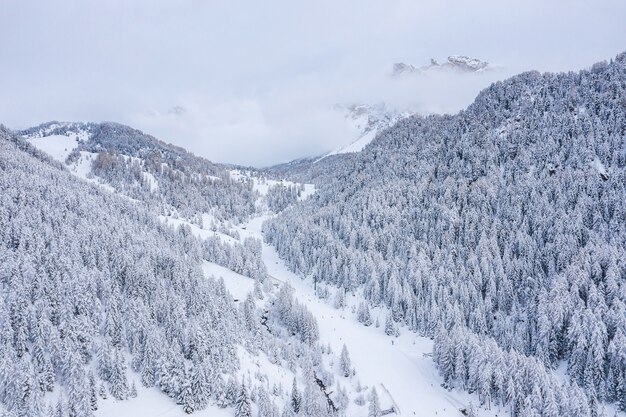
265;53;626;416
0;128;347;417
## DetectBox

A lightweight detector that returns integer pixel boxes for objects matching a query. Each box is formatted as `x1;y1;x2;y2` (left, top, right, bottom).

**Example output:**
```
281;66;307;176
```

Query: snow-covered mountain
296;55;494;166
266;52;626;417
319;104;409;160
393;55;492;76
20;121;259;223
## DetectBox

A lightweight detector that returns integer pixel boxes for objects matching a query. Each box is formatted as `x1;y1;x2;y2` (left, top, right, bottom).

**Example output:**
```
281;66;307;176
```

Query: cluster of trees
269;284;320;346
434;326;620;417
265;53;626;413
0;130;354;417
202;235;268;282
264;183;304;212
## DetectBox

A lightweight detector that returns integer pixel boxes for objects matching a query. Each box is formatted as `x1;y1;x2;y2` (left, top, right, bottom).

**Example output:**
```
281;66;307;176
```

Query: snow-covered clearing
26;136;118;193
159;214;239;244
27;134;79;162
67;151;116;192
96;380;232;417
202;261;255;302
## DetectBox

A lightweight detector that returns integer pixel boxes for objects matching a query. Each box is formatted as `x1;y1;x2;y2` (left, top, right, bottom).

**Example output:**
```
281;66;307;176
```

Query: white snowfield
26;132;159;194
202;261;255;302
325;128;378;158
27;134;78;162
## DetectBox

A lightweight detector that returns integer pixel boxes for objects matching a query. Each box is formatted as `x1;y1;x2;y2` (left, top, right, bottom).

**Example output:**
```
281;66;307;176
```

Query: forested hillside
21;122;258;223
0;128;348;417
265;53;626;415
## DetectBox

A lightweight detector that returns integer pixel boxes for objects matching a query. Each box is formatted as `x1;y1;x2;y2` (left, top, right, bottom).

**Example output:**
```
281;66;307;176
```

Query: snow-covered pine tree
368;387;381;417
235;382;251;417
340;345;352;378
290;377;301;414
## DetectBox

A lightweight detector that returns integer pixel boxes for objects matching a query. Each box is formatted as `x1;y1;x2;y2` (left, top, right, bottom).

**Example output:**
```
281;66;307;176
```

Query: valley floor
237;216;498;417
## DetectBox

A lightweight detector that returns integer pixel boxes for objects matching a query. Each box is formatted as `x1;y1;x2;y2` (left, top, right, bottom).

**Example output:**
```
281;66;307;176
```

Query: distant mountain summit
393;55;491;76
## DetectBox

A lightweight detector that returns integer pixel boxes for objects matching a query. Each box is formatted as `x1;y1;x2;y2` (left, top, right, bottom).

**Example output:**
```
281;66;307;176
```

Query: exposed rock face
393;55;491;75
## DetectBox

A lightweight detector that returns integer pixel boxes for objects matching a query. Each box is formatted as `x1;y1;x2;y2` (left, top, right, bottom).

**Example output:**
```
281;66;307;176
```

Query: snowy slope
75;161;492;416
319;104;408;161
96;385;233;417
147;207;483;417
230;169;315;199
202;261;255;301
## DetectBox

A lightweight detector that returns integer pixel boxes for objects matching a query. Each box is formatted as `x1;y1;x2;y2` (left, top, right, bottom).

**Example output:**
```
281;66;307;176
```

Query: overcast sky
1;0;625;166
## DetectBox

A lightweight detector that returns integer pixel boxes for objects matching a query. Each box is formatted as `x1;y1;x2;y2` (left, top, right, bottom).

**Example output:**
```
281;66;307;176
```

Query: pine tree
357;302;373;326
235;382;251;417
109;349;129;400
55;397;66;417
99;383;108;399
88;371;98;411
190;366;210;411
384;315;397;337
178;376;193;414
340;345;352;378
225;376;238;406
368;387;381;417
290;377;301;414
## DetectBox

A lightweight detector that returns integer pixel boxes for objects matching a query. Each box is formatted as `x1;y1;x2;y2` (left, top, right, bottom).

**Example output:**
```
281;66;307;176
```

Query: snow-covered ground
96;380;233;417
27;133;162;195
202;261;255;302
27;134;79;162
325;129;377;156
159;214;240;244
67;151;117;192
